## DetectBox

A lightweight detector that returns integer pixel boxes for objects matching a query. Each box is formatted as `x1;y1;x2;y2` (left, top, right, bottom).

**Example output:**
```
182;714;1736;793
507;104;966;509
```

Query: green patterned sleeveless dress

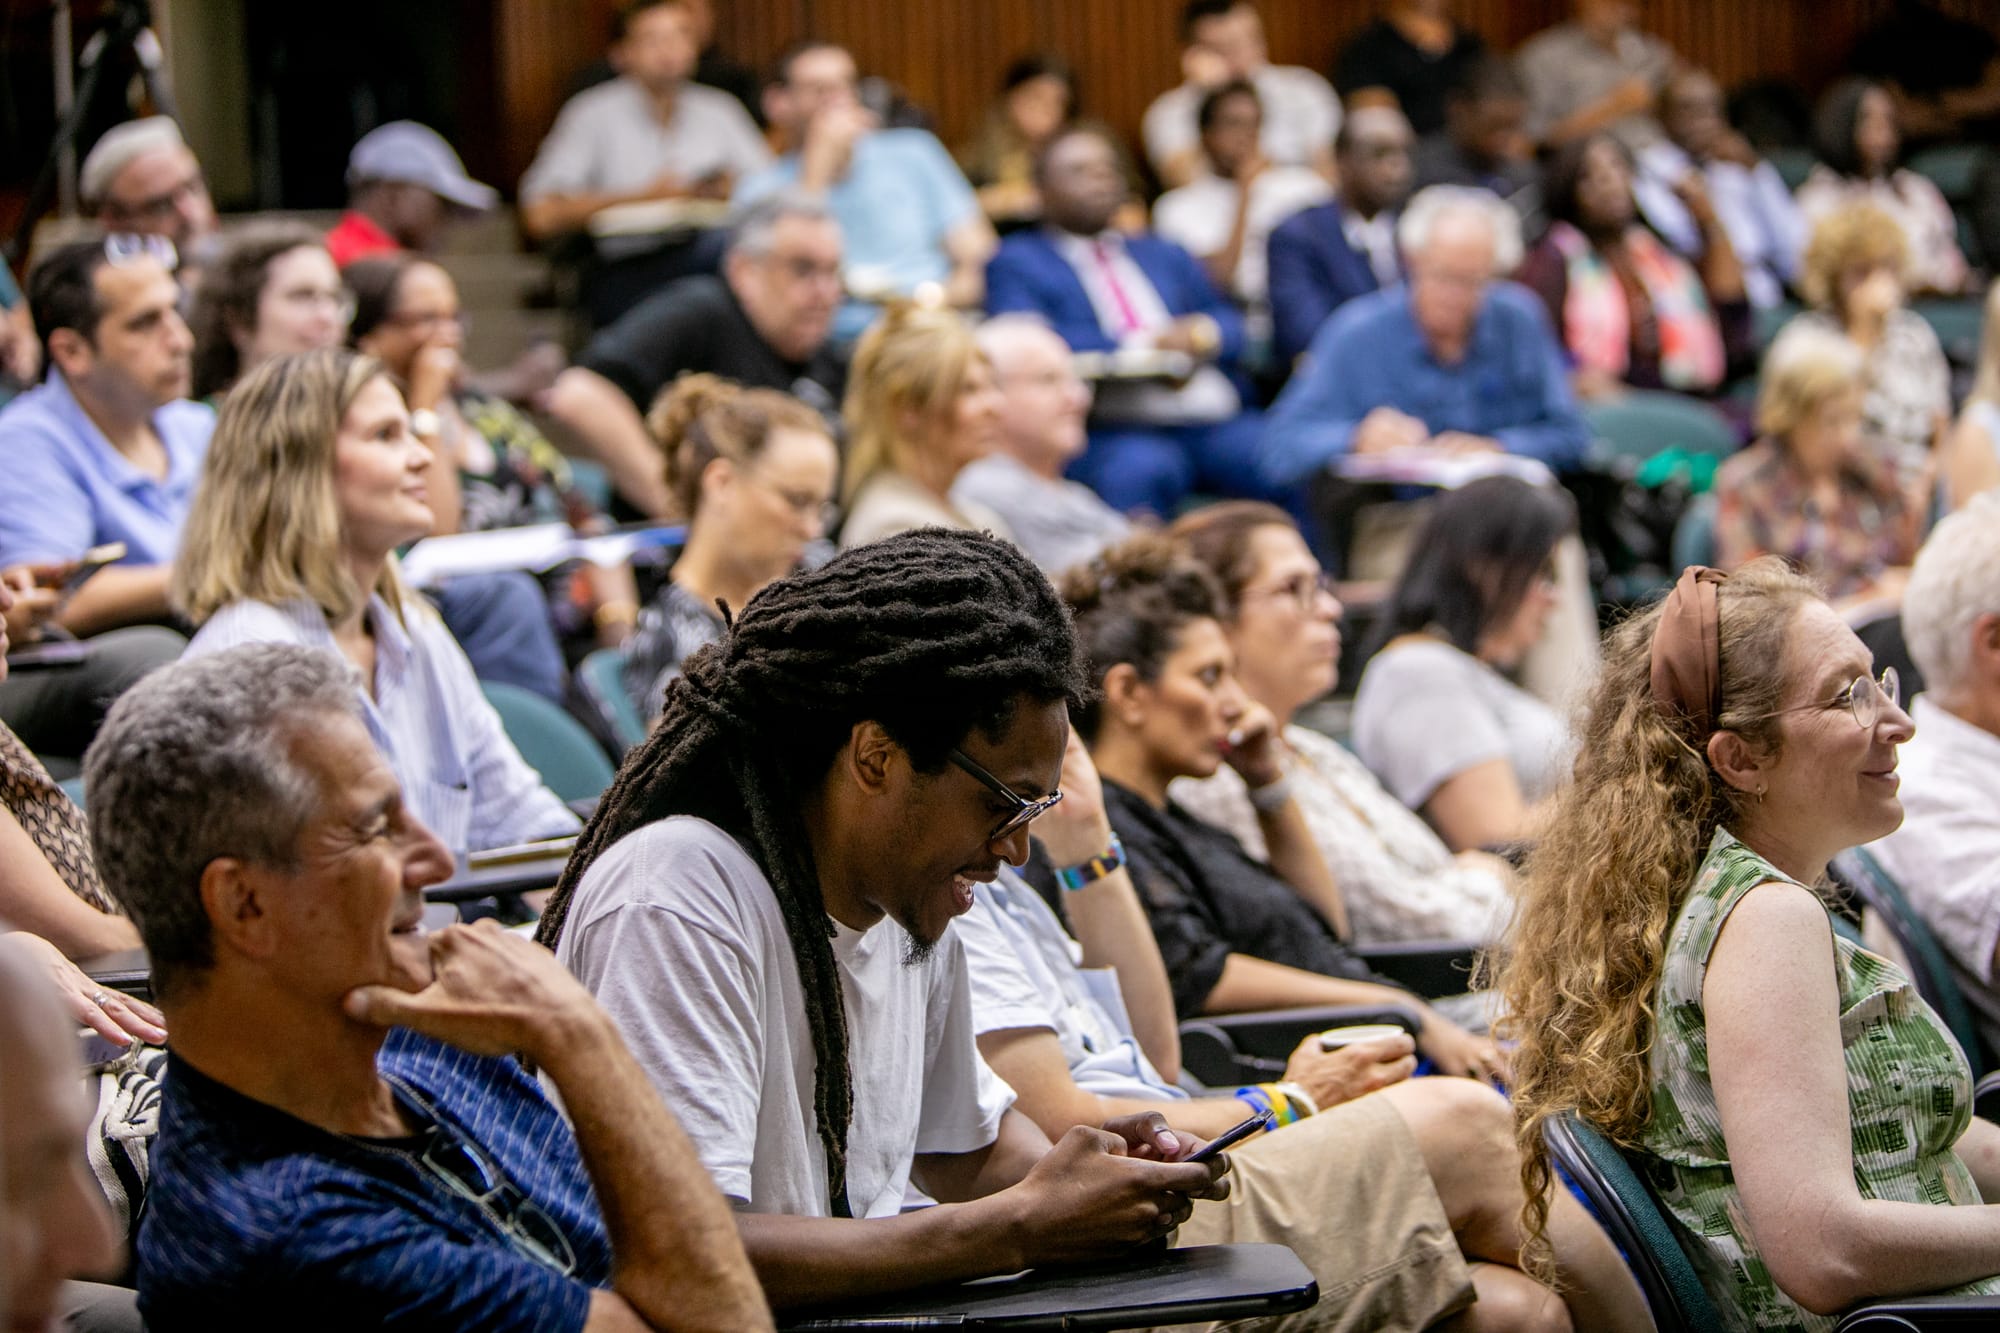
1634;828;2000;1331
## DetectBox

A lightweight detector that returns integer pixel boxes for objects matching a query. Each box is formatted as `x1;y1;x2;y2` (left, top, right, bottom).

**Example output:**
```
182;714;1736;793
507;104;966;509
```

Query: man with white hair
1260;184;1588;490
1869;491;2000;1056
949;316;1131;575
79;117;217;256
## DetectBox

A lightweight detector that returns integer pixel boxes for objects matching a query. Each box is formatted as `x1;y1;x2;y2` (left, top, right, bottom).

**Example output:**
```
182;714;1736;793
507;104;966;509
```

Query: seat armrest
1975;1070;2000;1124
1838;1294;2000;1330
78;948;153;1002
1179;1004;1422;1088
1352;940;1485;999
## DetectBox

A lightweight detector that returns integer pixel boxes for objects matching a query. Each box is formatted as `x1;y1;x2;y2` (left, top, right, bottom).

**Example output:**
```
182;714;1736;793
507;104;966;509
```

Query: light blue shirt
735;129;979;341
1260;281;1589;487
956;869;1187;1103
0;373;214;566
183;594;579;854
1634;144;1807;310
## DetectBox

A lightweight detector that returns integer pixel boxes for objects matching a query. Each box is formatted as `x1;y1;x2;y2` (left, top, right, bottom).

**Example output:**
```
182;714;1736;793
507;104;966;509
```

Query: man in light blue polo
0;238;212;638
735;41;996;342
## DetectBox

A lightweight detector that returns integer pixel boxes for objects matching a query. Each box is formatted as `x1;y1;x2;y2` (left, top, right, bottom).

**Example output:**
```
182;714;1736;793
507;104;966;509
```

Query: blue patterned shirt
137;1030;613;1332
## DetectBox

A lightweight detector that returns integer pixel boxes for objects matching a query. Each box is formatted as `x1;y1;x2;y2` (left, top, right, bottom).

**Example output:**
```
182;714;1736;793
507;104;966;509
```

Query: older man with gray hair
1870;491;2000;1057
86;643;770;1330
543;189;846;517
80;117;217;256
950;316;1131;575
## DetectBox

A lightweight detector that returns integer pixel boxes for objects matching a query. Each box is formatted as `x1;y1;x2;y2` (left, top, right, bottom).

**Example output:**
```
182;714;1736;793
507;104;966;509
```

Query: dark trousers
430;571;568;705
0;625;185;766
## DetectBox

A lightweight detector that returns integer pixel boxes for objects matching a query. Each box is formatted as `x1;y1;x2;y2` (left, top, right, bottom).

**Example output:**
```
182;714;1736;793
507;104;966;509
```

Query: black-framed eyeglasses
1758;667;1900;731
394;1082;578;1276
949;747;1064;840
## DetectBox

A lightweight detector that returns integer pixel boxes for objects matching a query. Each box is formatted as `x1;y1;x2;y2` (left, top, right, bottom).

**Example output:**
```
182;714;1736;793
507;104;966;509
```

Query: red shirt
325;211;400;268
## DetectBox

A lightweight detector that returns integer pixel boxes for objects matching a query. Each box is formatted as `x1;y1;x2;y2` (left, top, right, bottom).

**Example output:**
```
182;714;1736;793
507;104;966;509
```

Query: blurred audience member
189;222;350;401
986;126;1287;521
1943;282;2000;509
680;0;764;124
78;117;218;260
623;374;837;721
1872;492;2000;1054
1060;538;1503;1075
1262;186;1587;490
1518;132;1748;400
1848;2;2000;149
1350;478;1576;853
545;191;846;520
521;0;772;325
958;55;1078;233
1635;68;1808;311
1798;78;1970;297
86;643;769;1329
1793;202;1953;478
326;122;500;269
1713;323;1920;612
0;935;125;1333
740;41;995;340
1333;0;1485;137
1266;105;1416;366
1153;81;1332;340
174;349;579;854
951;316;1132;574
1410;55;1537;206
347;255;639;660
1170;502;1517;942
0;239;210;639
1143;1;1340;190
0;262;38;389
1516;0;1673;153
839;305;1010;548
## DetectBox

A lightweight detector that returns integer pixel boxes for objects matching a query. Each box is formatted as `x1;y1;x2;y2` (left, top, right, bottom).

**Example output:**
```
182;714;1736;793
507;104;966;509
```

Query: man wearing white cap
326;121;500;269
79;116;217;255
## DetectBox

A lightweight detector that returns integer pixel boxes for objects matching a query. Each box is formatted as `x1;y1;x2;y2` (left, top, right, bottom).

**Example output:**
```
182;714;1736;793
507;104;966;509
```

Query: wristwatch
408;408;443;440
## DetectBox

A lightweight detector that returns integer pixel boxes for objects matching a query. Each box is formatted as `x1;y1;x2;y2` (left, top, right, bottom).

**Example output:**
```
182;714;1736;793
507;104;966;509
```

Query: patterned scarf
1551;221;1725;392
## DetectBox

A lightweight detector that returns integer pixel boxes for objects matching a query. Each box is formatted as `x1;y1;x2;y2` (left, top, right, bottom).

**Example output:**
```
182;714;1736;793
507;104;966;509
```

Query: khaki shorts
1158;1090;1475;1332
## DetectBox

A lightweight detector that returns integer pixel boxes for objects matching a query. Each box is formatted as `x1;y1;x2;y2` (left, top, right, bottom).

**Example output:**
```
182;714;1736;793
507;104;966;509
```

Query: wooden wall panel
491;0;2000;191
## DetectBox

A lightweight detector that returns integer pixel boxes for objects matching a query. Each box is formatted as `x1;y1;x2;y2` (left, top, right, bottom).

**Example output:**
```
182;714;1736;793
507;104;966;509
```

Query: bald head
1336;106;1415;218
975;317;1092;475
0;936;122;1329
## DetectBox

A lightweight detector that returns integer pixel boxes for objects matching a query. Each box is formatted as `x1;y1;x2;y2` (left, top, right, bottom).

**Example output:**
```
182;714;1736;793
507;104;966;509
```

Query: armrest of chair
1838;1295;2000;1330
1351;940;1485;999
1179;1003;1423;1088
1975;1070;2000;1124
77;947;153;1003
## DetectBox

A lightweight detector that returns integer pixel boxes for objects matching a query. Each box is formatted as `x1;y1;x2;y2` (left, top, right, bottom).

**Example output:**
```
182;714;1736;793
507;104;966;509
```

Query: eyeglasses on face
1248;570;1338;615
103;233;178;272
1758;667;1900;731
949;747;1064;841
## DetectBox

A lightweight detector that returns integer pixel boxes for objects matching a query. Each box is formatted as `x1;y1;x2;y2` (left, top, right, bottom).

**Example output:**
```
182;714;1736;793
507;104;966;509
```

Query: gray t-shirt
1351;638;1573;810
520;77;771;208
949;454;1132;577
555;816;1014;1218
956;871;1187;1103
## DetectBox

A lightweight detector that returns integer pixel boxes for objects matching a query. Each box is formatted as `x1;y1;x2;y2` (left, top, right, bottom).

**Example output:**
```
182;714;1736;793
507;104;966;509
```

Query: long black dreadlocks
536;528;1088;1216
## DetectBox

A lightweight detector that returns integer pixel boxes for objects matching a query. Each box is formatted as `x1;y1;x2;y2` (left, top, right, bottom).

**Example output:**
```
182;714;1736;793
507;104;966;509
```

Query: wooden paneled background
491;0;2000;191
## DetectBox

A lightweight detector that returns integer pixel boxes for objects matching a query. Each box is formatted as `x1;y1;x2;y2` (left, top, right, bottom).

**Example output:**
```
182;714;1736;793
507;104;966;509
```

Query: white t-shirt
956;872;1187;1103
1141;66;1340;182
1152;167;1332;305
1351;638;1574;810
556;816;1014;1218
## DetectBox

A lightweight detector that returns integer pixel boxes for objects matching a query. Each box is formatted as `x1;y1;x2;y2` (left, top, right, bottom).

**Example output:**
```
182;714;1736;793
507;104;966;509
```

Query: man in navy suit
1266;106;1416;366
984;126;1302;523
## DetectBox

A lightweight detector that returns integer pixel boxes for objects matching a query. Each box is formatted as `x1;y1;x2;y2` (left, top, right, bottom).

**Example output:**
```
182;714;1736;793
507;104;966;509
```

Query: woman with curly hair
1498;561;2000;1329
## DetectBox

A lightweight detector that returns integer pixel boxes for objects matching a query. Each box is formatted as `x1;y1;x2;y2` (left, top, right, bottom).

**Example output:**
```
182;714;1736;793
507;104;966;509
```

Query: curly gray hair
82;643;361;997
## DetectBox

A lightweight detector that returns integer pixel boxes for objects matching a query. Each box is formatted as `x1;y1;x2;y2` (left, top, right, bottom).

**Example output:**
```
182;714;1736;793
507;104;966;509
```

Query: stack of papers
398;524;685;587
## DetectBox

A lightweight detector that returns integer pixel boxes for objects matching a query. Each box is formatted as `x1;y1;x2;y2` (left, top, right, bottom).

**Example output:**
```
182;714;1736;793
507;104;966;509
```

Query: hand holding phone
1187;1109;1271;1163
53;543;126;609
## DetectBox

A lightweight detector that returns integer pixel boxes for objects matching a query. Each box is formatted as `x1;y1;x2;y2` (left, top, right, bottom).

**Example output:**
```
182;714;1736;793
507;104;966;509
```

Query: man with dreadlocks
538;528;1231;1309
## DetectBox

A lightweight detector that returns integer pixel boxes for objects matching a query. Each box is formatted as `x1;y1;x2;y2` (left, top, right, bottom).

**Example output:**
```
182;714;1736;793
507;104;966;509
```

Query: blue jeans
430;572;568;705
1072;410;1312;535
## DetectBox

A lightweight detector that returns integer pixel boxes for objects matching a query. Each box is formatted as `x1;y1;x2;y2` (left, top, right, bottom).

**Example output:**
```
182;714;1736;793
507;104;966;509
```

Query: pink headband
1650;566;1729;738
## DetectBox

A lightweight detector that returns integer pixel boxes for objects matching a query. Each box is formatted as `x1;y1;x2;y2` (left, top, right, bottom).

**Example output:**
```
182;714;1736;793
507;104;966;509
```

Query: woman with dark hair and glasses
620;373;838;724
1169;502;1516;945
1351;477;1578;853
1059;534;1503;1080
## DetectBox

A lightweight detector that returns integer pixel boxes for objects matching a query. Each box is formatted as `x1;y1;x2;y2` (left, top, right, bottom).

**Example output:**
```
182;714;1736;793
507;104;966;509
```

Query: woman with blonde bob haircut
837;302;1010;549
1498;560;2000;1328
1941;280;2000;510
173;347;578;854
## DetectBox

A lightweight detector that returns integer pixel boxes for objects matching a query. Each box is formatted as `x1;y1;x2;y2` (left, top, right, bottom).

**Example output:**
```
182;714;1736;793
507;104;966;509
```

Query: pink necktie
1091;239;1145;335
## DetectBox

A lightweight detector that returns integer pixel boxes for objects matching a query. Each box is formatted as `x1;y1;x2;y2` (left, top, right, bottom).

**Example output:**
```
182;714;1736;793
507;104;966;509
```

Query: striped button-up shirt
184;594;579;853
